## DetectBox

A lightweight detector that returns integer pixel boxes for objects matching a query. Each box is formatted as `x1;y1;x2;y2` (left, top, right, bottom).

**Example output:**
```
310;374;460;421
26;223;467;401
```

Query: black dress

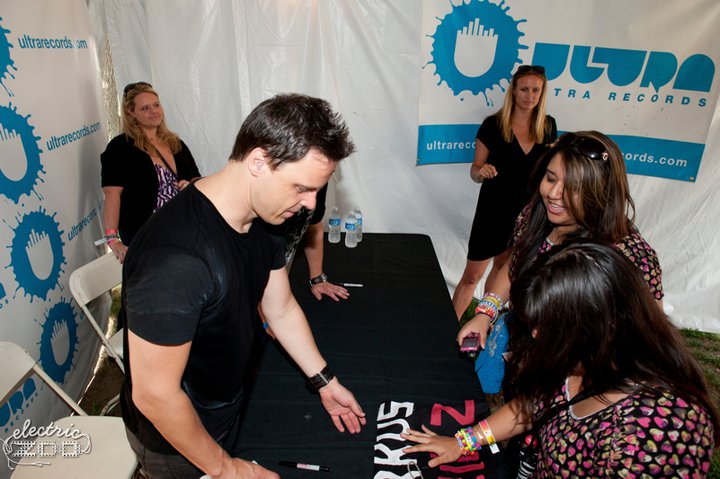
467;114;557;261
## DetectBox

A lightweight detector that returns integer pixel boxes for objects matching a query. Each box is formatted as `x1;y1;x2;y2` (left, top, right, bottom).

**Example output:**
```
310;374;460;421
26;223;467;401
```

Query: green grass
462;298;720;474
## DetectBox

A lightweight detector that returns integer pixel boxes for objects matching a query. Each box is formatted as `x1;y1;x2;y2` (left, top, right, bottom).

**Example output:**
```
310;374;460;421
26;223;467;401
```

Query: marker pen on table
335;282;363;288
279;460;331;472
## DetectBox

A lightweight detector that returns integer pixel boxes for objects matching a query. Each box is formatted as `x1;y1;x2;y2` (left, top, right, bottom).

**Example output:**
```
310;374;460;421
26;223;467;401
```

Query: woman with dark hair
101;82;201;262
403;241;717;476
452;65;557;320
459;130;663;349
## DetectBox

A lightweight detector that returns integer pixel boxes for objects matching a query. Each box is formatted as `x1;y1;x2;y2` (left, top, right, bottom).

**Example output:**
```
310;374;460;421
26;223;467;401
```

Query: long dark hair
512;131;634;281
507;240;718;440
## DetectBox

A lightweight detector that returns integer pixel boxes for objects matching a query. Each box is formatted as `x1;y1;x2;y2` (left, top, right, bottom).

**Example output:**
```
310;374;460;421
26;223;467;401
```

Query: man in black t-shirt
120;94;365;479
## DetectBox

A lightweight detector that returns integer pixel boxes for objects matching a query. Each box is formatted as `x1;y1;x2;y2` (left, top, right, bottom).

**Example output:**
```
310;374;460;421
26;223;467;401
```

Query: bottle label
345;223;357;230
329;218;341;226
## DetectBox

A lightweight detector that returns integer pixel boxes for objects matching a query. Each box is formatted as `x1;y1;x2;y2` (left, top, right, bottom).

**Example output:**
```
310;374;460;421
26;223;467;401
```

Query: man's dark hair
229;93;355;167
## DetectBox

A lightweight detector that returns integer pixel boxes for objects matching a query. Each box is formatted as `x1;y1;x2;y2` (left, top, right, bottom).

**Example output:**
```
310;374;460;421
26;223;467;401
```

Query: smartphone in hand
460;334;480;357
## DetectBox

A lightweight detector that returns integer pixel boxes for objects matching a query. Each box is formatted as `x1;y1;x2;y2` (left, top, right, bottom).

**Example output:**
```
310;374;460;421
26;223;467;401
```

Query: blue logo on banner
8;209;66;301
428;0;525;100
38;300;78;384
420;0;525;165
533;43;714;93
0;378;37;434
0;18;16;96
0;104;45;202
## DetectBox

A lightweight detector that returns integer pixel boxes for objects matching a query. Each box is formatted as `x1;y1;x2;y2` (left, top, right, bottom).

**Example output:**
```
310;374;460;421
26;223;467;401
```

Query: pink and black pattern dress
509;205;664;300
534;379;714;478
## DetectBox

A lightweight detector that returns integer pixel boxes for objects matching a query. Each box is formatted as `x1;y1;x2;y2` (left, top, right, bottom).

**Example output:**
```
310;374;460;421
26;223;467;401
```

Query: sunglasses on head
554;133;609;162
123;81;153;98
516;64;546;75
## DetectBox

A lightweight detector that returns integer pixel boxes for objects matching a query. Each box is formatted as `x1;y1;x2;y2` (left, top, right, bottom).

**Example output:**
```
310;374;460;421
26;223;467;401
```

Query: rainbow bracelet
454;426;480;456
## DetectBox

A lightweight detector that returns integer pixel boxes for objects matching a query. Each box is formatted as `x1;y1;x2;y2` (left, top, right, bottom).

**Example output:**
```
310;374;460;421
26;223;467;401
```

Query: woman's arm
102;186;128;262
457;259;512;348
470;140;496;183
401;399;532;468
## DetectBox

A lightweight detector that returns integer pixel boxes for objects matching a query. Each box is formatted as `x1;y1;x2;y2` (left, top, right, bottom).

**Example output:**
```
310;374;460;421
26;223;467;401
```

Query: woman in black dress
101;82;201;263
452;65;556;319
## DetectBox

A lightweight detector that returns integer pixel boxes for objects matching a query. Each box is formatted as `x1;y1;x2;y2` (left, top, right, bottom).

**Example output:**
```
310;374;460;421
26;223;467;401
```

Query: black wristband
309;273;328;287
306;365;335;391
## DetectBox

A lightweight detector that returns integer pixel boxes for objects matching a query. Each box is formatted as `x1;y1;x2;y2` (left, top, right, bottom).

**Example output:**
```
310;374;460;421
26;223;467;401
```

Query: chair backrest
69;252;125;376
69;253;122;306
0;341;86;416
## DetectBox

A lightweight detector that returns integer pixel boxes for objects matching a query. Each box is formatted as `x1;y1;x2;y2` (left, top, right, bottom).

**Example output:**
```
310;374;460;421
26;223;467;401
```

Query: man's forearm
134;387;231;477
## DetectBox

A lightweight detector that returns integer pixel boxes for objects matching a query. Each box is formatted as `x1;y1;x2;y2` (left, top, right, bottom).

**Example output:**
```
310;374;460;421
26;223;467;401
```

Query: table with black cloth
235;233;503;478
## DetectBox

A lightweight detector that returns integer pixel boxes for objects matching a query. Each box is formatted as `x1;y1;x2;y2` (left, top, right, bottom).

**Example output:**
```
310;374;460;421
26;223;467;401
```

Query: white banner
418;0;720;182
0;1;107;471
92;0;720;337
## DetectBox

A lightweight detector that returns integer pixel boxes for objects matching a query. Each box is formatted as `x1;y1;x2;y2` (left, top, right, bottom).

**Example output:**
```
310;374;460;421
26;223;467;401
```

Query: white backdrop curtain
89;0;720;333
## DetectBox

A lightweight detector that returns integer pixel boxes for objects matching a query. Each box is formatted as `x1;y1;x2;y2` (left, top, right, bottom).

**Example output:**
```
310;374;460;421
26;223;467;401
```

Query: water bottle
344;212;358;248
353;208;363;242
328;207;342;243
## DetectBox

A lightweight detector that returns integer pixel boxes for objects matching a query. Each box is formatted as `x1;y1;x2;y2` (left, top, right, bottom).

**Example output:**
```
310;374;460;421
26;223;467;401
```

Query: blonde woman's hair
120;82;181;154
497;67;550;143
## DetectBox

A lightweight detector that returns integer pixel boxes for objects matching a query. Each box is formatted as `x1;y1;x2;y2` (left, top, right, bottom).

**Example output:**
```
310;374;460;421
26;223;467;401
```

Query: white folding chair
69;253;124;414
0;341;137;478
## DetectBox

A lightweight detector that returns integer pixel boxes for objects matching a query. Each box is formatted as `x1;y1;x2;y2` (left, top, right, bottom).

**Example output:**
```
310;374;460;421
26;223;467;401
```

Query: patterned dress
534;380;714;478
510;205;664;300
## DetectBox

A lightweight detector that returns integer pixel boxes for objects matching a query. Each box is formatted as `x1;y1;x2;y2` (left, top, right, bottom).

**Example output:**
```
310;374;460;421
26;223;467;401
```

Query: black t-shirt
120;184;285;454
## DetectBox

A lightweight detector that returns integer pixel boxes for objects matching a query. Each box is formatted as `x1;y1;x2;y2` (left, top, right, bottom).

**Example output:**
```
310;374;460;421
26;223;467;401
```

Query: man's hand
318;379;366;433
311;282;349;301
214;457;280;479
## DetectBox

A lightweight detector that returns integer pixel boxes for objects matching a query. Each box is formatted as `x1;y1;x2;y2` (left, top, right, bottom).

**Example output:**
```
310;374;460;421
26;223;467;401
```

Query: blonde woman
453;65;556;319
101;82;200;262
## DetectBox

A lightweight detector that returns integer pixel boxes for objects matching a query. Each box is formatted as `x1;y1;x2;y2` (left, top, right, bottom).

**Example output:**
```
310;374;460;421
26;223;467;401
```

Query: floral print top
510;205;664;300
534;380;714;478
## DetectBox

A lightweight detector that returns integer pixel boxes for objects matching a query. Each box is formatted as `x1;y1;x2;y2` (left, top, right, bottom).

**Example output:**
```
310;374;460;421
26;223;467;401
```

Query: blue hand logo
428;0;526;101
0;18;17;96
0;378;37;434
0;104;44;203
38;300;78;384
8;209;65;300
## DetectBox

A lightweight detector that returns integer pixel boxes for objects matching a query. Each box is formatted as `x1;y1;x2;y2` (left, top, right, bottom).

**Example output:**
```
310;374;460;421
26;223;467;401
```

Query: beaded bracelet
454;426;480;456
306;365;335;391
475;300;499;323
478;419;500;454
481;292;503;309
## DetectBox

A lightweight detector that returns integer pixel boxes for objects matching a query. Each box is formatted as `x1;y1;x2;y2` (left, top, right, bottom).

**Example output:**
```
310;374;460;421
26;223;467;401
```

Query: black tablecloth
235;233;490;477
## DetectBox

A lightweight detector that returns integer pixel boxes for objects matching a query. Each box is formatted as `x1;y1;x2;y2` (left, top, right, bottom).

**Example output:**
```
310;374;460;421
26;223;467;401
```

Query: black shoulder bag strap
533;387;597;429
149;144;178;178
